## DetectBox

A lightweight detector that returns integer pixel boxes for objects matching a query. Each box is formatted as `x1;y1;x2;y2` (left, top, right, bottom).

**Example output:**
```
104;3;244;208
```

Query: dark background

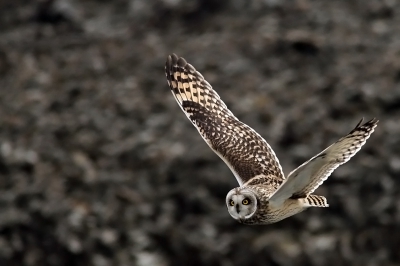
0;0;399;265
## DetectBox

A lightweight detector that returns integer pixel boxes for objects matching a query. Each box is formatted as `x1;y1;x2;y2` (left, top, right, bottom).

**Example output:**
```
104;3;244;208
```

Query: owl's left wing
165;54;285;187
269;118;378;204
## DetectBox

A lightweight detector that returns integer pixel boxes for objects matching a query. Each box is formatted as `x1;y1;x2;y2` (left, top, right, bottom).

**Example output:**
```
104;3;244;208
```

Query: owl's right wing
165;54;285;187
269;118;378;205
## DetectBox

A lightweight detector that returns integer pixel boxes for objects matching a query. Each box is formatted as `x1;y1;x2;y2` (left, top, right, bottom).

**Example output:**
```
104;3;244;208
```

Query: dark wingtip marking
166;54;205;87
177;57;187;67
186;63;196;73
358;118;379;128
166;54;193;75
351;118;379;133
355;118;364;128
369;118;379;125
166;53;179;69
366;118;379;128
170;53;178;63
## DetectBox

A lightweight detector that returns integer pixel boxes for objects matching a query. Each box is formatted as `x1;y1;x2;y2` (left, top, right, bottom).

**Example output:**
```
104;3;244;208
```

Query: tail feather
303;195;329;207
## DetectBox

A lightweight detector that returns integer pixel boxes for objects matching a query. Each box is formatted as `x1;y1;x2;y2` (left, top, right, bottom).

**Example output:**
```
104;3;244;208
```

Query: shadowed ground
0;1;399;265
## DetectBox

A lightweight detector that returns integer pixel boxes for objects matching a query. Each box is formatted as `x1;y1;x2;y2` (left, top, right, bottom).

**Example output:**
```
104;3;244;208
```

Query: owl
165;54;378;225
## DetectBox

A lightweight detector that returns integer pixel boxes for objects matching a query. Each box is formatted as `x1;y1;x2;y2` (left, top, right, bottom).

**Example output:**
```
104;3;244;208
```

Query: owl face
226;188;258;222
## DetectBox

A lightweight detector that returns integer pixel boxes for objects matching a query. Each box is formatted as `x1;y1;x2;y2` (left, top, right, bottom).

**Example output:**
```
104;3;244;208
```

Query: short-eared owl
165;54;378;225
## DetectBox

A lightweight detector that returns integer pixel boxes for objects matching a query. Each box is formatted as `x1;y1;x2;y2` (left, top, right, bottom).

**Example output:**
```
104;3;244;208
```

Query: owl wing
269;118;378;204
165;54;285;187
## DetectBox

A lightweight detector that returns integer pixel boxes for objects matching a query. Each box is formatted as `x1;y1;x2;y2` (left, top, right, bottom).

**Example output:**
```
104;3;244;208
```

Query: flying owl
165;54;378;225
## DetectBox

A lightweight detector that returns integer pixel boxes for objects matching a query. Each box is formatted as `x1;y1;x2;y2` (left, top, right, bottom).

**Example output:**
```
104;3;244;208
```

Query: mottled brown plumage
165;54;284;187
165;54;378;225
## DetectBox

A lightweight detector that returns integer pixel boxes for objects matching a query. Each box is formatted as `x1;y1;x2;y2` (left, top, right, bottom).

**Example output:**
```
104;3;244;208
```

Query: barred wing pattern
269;118;378;204
165;54;284;186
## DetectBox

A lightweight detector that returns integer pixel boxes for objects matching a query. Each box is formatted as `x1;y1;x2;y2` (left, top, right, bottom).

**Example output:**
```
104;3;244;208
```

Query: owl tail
303;195;329;207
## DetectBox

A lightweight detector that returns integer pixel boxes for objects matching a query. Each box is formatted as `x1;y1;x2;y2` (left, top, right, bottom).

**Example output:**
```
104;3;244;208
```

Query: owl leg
302;195;329;208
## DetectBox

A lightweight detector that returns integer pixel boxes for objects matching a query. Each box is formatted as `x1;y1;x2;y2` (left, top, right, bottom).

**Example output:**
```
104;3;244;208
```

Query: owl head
226;187;258;222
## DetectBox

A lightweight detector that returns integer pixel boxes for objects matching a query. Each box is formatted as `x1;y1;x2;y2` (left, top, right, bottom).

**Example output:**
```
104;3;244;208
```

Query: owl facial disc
226;188;258;222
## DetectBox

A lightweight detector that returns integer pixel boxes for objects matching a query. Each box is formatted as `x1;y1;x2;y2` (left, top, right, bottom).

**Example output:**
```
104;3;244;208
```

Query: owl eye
242;198;250;205
230;200;235;206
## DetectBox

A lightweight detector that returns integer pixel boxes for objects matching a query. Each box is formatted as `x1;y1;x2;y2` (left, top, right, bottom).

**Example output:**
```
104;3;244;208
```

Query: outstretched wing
269;118;378;204
165;54;284;187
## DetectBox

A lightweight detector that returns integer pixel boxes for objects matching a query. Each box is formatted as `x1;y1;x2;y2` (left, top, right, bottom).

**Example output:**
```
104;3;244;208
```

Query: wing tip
166;53;187;68
166;53;176;71
354;117;379;131
177;57;187;68
165;54;206;84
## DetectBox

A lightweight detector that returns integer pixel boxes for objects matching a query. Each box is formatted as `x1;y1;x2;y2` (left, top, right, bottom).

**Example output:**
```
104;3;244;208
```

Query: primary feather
165;54;284;187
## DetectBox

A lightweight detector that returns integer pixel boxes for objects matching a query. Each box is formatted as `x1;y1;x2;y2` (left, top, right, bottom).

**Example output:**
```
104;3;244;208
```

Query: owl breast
240;185;307;225
241;195;306;225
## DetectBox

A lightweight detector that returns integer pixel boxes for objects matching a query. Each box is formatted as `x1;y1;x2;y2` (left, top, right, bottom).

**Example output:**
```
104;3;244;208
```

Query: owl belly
242;198;307;225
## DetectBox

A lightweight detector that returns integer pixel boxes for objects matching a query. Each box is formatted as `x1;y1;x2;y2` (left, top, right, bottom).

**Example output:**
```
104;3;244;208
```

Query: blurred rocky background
0;0;399;265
